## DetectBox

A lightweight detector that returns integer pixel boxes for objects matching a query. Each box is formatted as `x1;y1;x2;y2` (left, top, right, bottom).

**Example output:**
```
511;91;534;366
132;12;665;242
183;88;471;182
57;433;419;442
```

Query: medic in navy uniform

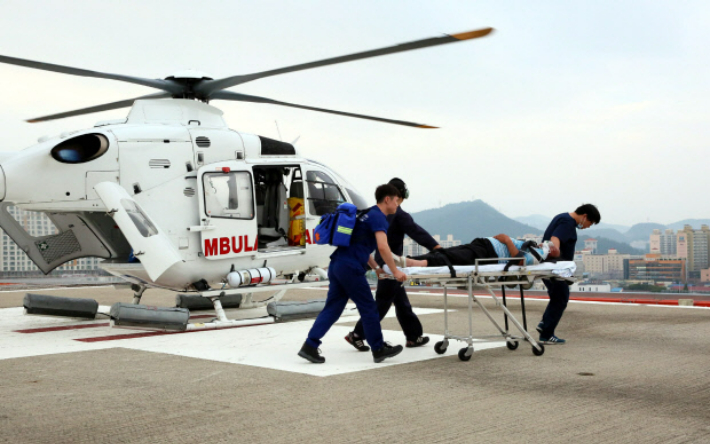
298;184;408;364
347;178;441;351
537;203;601;345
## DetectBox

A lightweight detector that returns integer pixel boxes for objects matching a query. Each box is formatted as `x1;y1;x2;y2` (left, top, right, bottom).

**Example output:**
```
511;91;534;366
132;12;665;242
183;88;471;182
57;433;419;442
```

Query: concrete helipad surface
1;285;709;443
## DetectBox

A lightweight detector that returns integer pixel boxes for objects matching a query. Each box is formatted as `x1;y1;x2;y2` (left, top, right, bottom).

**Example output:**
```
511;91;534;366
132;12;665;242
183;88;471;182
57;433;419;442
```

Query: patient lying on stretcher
400;234;560;268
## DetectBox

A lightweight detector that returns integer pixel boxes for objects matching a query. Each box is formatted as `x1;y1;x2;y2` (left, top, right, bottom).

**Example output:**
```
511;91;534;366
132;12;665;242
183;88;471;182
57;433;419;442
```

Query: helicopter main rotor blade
210;91;437;128
0;54;184;94
26;92;172;123
198;27;494;95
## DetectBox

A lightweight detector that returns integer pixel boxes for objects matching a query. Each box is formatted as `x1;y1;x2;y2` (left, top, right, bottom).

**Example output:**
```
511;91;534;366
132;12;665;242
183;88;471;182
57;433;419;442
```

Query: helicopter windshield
306;159;369;210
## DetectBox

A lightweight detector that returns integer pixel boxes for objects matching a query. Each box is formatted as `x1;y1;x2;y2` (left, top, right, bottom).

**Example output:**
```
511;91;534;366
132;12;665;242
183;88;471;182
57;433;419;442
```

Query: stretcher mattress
384;261;576;279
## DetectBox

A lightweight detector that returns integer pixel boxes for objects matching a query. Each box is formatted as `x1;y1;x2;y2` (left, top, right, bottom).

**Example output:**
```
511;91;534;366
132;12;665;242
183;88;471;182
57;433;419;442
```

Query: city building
403;234;462;257
580;249;630;279
623;255;686;283
649;229;677;256
433;234;461;249
1;206;102;274
584;238;598;254
701;268;710;283
676;225;710;279
570;282;612;292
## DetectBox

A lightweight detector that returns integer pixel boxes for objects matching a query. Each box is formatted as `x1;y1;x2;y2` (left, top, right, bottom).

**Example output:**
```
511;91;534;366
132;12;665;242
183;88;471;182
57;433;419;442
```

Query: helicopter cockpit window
203;171;254;219
121;199;158;237
51;133;109;164
305;170;345;216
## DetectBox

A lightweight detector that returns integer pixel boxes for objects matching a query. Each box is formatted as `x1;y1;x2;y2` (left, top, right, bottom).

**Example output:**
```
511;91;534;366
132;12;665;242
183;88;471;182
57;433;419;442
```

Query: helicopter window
203;171;254;219
120;199;158;237
305;171;345;216
51;133;109;164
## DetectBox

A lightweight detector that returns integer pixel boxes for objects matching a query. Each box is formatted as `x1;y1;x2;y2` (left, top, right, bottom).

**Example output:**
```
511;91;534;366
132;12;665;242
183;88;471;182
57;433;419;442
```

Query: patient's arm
493;234;519;257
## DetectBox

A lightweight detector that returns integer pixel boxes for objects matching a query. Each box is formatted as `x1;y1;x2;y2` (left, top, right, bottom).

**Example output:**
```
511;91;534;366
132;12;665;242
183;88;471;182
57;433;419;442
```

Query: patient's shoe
372;342;403;363
345;331;370;352
298;342;326;363
406;336;430;348
539;335;566;345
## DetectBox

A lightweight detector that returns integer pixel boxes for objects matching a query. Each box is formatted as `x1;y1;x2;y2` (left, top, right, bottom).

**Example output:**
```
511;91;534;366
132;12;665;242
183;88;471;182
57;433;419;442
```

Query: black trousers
352;278;422;342
411;238;499;266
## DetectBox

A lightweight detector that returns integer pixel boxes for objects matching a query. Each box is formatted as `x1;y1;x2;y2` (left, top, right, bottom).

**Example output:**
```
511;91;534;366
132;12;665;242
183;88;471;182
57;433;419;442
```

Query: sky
0;0;708;226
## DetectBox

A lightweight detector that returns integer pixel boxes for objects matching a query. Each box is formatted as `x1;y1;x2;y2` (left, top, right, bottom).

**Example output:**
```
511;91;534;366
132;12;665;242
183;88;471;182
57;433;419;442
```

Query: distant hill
595;222;631;233
581;227;628;243
577;236;645;255
513;214;550;231
666;219;710;231
411;200;541;242
625;223;667;242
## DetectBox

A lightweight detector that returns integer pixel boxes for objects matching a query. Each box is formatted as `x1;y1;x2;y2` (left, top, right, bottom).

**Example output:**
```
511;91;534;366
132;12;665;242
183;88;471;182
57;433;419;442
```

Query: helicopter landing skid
175;279;331;332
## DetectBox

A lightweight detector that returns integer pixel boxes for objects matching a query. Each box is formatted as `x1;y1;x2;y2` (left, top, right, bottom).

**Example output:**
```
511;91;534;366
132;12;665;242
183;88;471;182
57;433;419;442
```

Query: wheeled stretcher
383;260;576;361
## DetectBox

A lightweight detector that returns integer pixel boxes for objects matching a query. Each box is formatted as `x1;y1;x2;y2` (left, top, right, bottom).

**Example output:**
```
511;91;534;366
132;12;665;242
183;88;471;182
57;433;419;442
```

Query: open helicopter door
196;161;258;260
94;182;183;281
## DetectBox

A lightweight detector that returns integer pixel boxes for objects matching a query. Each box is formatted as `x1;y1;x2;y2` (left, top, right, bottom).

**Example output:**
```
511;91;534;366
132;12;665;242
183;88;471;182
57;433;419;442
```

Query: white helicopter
0;27;493;330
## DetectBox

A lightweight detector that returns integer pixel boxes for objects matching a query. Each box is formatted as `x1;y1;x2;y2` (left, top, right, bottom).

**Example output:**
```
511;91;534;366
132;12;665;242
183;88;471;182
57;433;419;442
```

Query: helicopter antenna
291;136;301;145
275;121;283;141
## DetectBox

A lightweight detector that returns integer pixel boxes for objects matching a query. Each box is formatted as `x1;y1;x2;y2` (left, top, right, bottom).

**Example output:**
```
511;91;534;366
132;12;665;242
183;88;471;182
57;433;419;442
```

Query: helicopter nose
0;165;5;201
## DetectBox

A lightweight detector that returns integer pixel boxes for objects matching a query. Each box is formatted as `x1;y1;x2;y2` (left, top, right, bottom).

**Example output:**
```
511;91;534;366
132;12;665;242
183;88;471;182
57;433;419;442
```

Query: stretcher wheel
532;344;545;356
434;341;447;355
458;347;472;361
506;340;519;350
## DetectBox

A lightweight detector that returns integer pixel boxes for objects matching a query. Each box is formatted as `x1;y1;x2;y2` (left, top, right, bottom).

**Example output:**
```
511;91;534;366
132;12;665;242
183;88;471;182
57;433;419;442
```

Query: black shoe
372;342;403;363
298;342;325;363
406;336;430;348
345;331;370;352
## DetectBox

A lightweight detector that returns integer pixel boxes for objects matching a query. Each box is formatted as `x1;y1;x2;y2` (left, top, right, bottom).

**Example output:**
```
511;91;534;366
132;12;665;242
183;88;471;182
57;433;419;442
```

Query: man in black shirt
537;203;601;345
347;178;441;350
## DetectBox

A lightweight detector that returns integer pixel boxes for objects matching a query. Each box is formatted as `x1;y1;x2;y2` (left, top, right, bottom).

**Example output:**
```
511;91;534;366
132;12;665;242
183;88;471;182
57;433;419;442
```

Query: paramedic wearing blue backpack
298;184;408;364
347;178;441;351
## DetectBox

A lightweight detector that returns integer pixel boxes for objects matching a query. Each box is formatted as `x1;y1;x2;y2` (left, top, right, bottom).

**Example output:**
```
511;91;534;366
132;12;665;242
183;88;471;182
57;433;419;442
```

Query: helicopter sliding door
197;162;258;260
253;165;306;252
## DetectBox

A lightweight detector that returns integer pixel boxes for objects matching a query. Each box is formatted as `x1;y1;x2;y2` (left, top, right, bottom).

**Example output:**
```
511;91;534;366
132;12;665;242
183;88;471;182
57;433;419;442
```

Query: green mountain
410;200;541;242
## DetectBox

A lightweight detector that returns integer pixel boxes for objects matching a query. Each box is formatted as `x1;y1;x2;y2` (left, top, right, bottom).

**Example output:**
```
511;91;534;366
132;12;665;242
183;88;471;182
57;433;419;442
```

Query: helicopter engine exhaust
227;267;277;288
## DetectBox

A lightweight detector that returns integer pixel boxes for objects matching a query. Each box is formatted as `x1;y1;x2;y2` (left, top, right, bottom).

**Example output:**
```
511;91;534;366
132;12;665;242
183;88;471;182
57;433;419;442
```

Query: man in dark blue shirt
299;184;408;364
537;203;601;344
347;178;441;350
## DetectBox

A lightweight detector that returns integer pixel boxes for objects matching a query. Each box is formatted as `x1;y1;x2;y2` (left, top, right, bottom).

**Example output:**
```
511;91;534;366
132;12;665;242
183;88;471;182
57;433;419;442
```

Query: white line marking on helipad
0;305;505;376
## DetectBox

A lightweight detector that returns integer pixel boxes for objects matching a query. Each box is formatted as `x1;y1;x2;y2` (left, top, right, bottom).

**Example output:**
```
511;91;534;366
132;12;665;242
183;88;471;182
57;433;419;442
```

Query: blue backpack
314;203;368;247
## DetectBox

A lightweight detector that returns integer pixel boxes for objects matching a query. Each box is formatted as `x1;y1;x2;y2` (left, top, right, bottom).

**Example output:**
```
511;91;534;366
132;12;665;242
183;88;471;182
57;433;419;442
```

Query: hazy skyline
0;1;708;226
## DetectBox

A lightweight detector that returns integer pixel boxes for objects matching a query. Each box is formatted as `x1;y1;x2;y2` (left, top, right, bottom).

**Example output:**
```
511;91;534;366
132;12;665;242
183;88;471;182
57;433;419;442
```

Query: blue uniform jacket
374;206;439;267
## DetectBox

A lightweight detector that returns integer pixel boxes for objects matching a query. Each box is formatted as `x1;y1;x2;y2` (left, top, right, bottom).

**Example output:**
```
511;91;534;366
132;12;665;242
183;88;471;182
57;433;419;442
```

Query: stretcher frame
399;258;575;361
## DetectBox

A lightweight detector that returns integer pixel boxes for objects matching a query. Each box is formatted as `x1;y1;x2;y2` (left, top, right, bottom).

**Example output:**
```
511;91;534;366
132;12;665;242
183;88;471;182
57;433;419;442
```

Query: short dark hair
375;184;400;203
575;203;601;224
388;178;409;200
